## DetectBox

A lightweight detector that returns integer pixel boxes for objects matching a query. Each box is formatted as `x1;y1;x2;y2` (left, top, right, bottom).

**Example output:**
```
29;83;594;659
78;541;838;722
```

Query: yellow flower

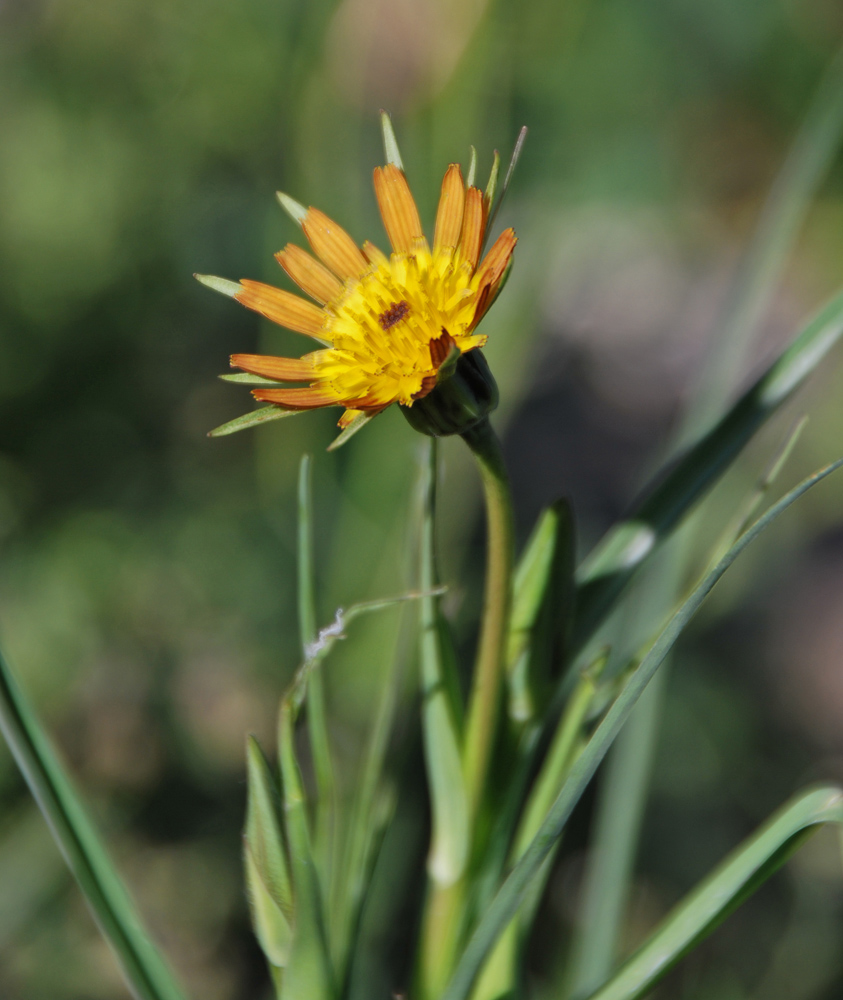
198;118;517;443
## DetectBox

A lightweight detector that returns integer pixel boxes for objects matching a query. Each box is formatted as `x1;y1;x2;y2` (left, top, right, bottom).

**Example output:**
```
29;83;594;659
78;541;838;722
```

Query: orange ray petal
302;208;368;281
362;240;388;266
373;164;424;254
235;281;327;339
429;330;456;368
473;228;517;326
433;164;465;252
459;187;485;270
412;375;438;400
275;244;342;305
476;228;517;290
252;386;337;410
231;353;315;381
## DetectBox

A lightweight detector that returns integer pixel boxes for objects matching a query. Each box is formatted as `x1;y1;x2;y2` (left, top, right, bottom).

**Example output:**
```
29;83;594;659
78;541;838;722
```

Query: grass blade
297;456;335;884
571;287;843;655
507;499;575;723
0;648;188;1000
566;41;843;990
565;668;668;998
442;455;843;1000
581;785;843;1000
419;440;469;887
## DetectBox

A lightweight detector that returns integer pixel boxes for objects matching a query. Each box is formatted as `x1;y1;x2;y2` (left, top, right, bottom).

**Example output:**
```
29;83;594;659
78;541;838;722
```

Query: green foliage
244;737;294;970
584;786;843;1000
4;3;843;998
442;455;843;1000
0;649;188;1000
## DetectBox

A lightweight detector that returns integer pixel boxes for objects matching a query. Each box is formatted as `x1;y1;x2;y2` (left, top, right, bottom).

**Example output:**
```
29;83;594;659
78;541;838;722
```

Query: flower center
378;300;410;330
312;246;488;408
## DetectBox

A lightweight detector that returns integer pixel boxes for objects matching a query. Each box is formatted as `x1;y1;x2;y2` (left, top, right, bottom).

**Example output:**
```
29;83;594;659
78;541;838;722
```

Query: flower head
198;115;519;447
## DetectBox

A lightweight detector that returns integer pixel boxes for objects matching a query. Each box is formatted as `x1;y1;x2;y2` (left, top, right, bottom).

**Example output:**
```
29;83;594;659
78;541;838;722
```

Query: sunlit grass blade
571;287;843;655
507;499;575;723
208;405;302;437
0;648;189;1000
244;736;294;973
441;454;843;1000
419;440;469;887
581;785;843;1000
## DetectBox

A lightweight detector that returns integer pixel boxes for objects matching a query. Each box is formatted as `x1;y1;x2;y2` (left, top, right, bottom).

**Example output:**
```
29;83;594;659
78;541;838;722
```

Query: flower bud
401;349;499;438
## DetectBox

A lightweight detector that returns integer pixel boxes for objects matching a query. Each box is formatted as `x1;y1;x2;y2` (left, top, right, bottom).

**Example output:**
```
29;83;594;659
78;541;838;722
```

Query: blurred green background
2;0;843;997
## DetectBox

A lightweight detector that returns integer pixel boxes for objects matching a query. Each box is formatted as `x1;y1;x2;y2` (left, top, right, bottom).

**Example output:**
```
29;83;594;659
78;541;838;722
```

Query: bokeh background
2;0;843;997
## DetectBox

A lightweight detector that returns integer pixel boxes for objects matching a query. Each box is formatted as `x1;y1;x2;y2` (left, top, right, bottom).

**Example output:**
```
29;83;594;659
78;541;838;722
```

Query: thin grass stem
297;456;335;881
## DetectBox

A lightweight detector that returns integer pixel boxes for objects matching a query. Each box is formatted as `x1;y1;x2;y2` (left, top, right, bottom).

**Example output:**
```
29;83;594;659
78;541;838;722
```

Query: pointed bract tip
466;146;478;189
327;411;373;451
276;191;308;226
195;274;242;299
379;111;404;171
484;150;501;206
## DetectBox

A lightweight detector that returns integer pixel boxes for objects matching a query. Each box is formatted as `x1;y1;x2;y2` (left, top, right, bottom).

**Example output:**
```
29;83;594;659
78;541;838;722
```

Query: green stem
461;419;515;824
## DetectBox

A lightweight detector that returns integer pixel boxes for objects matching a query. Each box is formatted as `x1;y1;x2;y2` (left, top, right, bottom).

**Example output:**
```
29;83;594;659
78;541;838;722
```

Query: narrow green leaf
507;500;575;722
472;655;606;1000
297;455;335;901
245;737;294;969
277;697;333;1000
0;648;188;1000
326;412;373;451
566;41;843;988
582;786;843;1000
208;406;302;438
442;455;843;1000
566;669;668;999
380;110;404;171
485;127;527;238
419;440;469;887
571;287;843;654
680;43;843;443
